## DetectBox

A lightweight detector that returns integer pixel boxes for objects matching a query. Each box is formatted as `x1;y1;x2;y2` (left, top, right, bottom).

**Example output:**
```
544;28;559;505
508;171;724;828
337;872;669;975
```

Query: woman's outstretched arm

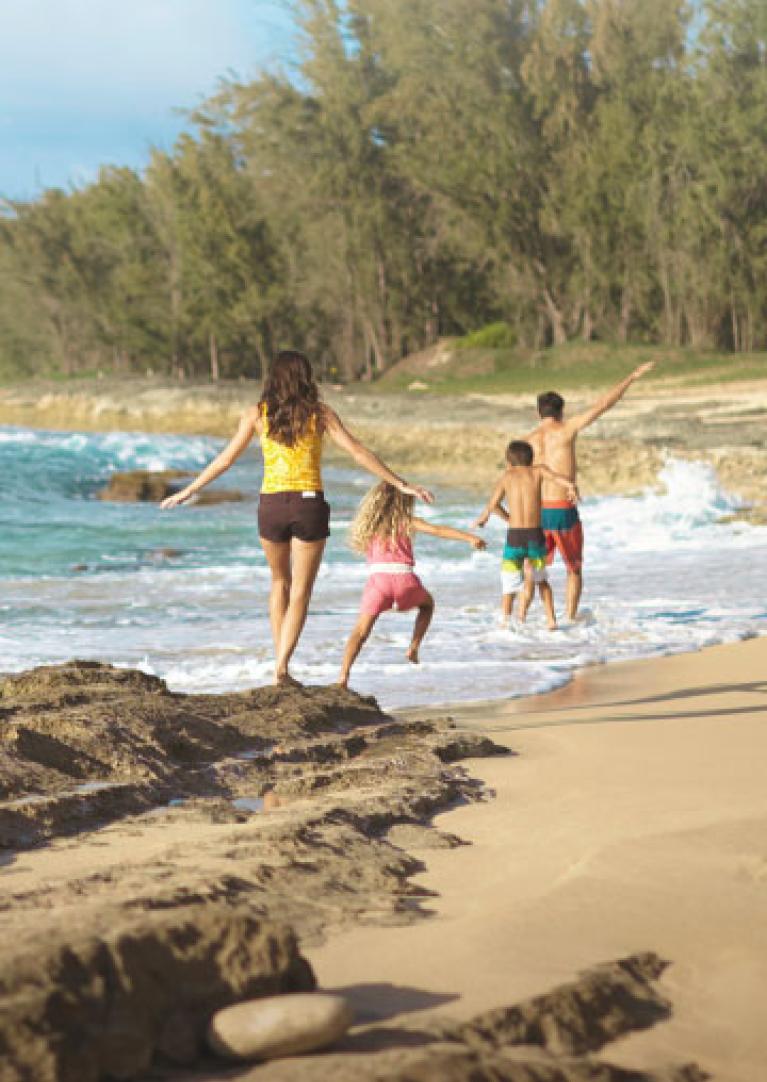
160;409;259;509
323;406;434;504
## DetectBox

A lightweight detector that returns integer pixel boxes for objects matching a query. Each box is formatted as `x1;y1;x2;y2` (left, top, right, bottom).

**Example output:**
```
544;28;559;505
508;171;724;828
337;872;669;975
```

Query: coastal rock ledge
0;663;708;1082
0;904;314;1082
98;469;243;504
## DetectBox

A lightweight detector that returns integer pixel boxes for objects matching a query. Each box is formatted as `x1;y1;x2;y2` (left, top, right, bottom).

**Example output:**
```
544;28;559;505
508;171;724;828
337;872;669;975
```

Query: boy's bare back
498;466;546;528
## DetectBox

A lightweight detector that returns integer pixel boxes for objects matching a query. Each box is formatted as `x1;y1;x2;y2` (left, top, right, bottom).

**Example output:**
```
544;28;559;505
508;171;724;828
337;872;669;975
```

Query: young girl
338;482;486;688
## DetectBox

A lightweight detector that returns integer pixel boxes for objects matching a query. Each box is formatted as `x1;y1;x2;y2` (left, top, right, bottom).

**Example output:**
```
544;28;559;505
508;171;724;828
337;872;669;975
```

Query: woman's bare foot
274;670;301;687
337;674;349;689
406;643;420;665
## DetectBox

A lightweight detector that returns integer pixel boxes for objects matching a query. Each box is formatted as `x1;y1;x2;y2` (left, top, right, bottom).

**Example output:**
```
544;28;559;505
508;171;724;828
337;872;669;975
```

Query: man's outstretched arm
569;361;655;433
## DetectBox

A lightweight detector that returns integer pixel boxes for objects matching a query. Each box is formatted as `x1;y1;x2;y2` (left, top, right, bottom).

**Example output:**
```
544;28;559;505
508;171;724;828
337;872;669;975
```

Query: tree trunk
581;307;593;342
209;332;220;381
618;288;632;343
542;288;567;346
364;316;387;375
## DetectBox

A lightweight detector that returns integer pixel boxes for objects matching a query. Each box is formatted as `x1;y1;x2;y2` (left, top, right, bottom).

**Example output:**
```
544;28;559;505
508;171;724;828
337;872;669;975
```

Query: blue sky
0;0;297;200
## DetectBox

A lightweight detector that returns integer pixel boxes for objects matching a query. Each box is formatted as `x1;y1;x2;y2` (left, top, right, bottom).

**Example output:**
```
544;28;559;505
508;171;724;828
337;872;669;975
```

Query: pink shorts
360;571;431;617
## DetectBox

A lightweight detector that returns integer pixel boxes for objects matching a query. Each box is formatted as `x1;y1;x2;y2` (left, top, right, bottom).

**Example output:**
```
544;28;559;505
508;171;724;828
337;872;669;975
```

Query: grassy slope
2;343;765;398
374;341;767;396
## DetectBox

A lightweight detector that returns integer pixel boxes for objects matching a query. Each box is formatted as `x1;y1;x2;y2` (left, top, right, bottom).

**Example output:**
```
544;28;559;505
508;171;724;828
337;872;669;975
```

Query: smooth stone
207;993;353;1061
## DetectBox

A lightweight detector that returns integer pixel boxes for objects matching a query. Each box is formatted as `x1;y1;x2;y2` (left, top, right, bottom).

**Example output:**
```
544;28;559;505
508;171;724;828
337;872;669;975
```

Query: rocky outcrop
191;953;705;1082
0;664;708;1082
98;469;243;504
0;662;506;976
431;952;671;1056
0;905;314;1082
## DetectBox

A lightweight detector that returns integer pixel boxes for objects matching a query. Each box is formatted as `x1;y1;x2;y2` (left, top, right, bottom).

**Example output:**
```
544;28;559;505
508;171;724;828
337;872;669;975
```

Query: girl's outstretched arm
160;409;259;509
412;518;486;550
323;405;434;504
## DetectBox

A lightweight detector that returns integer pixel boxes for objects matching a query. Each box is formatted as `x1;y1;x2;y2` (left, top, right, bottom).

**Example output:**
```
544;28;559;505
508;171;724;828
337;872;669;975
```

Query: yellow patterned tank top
259;406;323;494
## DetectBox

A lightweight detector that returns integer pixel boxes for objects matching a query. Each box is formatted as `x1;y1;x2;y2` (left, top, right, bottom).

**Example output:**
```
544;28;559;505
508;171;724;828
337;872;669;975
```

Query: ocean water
2;424;766;709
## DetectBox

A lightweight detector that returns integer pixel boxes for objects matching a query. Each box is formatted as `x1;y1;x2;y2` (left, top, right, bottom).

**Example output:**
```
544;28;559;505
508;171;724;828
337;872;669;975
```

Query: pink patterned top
366;532;415;567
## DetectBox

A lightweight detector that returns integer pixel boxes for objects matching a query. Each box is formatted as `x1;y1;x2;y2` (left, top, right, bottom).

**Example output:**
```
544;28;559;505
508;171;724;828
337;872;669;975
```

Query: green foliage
1;0;766;381
455;322;518;350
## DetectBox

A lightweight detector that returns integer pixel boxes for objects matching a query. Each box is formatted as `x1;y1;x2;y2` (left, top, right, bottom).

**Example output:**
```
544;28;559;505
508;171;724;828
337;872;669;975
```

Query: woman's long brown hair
258;351;322;446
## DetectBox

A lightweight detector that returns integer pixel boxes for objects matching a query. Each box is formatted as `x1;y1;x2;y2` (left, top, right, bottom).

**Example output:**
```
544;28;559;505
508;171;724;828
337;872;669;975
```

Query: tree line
1;0;765;382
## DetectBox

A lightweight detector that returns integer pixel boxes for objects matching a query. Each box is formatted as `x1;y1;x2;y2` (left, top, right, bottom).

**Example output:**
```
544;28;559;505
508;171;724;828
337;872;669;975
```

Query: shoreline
397;628;766;723
2;377;766;509
308;635;767;1082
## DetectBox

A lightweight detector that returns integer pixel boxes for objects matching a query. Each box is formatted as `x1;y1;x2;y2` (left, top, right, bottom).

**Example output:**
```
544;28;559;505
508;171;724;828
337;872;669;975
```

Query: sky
0;0;297;200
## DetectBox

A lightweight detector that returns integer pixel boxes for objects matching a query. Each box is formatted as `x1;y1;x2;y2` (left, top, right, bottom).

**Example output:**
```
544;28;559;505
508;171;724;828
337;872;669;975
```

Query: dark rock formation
0;905;313;1082
432;953;672;1056
98;470;243;504
0;664;708;1082
183;954;706;1082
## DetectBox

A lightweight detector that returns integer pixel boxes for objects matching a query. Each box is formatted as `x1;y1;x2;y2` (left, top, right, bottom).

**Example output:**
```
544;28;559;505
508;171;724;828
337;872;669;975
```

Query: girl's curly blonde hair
350;482;415;554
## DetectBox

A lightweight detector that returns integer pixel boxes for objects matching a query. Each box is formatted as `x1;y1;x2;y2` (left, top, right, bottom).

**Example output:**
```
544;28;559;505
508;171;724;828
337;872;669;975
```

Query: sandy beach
1;637;764;1079
308;635;767;1081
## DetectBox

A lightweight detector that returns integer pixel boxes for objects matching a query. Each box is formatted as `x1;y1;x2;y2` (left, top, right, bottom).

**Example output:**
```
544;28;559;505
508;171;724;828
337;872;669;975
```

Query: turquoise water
2;425;767;707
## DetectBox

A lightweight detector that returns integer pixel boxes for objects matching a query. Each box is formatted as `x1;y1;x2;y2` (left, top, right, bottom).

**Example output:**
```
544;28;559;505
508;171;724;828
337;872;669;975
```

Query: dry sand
308;635;767;1082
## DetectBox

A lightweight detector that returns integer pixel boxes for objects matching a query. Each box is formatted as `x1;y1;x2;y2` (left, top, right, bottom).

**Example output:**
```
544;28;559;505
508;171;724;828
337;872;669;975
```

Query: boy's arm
568;361;656;433
472;476;507;527
412;518;486;550
535;464;579;503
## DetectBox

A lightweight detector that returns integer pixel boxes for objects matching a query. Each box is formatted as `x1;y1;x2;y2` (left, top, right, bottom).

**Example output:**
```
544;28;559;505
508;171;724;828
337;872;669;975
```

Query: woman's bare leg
339;613;378;688
407;594;434;664
259;538;292;653
273;537;327;682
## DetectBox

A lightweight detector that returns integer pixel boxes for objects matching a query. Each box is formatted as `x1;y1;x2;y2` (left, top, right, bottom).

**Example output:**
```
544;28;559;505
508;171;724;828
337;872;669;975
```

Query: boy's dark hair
537;391;565;419
506;440;534;467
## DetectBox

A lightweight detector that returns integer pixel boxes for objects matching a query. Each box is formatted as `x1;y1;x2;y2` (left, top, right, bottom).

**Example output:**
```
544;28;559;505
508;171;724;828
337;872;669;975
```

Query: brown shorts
258;491;331;543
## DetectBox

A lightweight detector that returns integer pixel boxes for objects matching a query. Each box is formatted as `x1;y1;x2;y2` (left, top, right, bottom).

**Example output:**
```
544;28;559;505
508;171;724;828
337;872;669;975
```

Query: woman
161;351;433;685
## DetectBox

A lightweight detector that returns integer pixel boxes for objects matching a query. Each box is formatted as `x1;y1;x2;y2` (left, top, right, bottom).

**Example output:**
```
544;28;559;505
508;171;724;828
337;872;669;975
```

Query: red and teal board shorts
541;501;583;573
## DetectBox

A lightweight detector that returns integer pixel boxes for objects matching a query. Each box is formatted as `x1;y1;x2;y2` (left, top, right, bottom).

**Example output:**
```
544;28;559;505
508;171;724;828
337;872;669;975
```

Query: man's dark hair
506;440;534;467
537;391;565;420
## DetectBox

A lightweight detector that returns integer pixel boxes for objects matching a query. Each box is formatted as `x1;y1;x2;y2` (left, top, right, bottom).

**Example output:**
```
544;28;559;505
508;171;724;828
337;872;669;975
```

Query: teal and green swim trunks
501;526;548;594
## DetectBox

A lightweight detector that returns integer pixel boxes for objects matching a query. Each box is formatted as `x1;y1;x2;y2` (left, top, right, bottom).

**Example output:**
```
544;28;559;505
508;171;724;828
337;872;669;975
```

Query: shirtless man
525;361;655;621
474;440;577;630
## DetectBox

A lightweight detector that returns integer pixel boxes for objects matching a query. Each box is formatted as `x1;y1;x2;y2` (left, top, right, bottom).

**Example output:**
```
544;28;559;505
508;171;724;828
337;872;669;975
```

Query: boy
474;440;578;630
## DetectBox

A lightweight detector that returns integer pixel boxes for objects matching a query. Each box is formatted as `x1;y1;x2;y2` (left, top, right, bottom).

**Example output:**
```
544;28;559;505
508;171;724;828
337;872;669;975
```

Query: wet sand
308;635;767;1082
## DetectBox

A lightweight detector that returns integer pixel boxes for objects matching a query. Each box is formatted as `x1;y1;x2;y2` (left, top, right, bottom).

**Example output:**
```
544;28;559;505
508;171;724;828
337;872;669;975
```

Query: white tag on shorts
301;491;317;498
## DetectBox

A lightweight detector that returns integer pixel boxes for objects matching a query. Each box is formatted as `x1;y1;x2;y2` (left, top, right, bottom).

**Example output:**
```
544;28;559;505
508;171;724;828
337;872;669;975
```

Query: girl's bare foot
406;643;420;665
337;675;349;689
